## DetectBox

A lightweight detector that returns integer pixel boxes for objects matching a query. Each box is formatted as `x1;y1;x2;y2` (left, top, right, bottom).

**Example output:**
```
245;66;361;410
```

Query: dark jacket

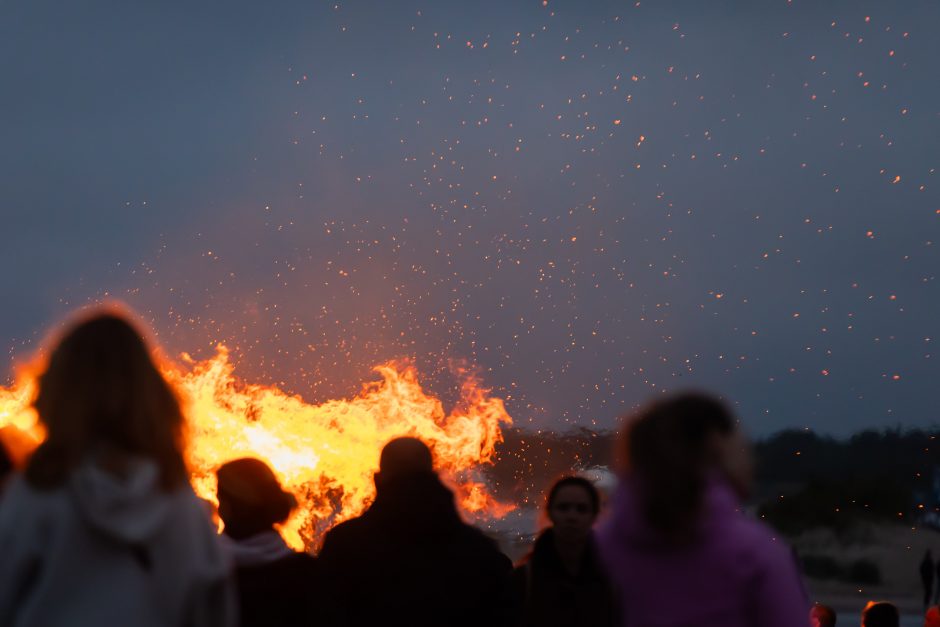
235;552;319;627
923;554;936;582
318;471;513;627
513;529;618;627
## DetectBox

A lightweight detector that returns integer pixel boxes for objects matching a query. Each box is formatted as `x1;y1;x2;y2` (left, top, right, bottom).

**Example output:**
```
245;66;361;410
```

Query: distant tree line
754;428;940;535
487;426;940;536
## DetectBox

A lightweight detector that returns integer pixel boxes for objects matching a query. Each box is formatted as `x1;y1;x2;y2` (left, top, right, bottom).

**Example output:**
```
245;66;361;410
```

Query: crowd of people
0;309;931;626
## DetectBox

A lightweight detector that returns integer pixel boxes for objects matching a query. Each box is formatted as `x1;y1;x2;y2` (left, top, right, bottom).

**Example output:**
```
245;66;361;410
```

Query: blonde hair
26;310;187;490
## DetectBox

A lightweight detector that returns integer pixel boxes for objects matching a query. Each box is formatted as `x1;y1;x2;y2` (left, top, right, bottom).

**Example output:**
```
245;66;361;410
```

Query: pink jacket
596;478;808;627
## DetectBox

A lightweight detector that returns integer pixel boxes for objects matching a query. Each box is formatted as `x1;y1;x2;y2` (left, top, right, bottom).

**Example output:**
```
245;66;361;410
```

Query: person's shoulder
0;475;73;554
158;485;232;568
325;514;369;541
4;473;60;499
729;514;783;547
282;552;320;585
457;523;512;570
242;551;319;581
0;474;68;520
282;551;318;572
319;514;371;557
458;521;498;548
726;514;797;572
164;484;217;527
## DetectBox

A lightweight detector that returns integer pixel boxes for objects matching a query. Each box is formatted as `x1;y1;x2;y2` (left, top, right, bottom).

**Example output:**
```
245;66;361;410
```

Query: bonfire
0;345;514;549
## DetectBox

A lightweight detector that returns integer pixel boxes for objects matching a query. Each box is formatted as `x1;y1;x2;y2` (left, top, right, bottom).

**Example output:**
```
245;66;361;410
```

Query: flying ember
0;346;514;550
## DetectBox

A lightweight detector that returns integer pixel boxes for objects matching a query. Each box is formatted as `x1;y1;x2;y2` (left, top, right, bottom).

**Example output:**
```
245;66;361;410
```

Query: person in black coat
217;457;319;627
513;476;618;627
935;554;940;605
318;437;513;627
923;550;936;609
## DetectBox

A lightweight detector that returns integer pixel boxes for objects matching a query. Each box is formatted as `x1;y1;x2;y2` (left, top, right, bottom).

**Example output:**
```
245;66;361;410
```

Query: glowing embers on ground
0;346;514;549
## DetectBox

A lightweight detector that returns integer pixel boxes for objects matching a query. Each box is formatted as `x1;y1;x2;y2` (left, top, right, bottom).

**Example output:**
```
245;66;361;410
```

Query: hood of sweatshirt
220;529;294;567
68;457;173;544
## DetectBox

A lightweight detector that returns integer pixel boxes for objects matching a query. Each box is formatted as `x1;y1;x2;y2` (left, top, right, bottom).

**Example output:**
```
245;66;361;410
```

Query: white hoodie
0;458;237;627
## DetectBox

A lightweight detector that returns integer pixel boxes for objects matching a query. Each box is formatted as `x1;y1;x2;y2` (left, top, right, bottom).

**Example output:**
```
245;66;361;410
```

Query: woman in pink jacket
596;393;807;627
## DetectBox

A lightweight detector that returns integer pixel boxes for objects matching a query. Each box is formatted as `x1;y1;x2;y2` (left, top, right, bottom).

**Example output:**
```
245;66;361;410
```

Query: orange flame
0;346;514;549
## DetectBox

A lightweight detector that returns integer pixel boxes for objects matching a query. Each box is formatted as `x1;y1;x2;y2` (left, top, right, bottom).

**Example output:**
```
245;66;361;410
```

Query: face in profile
548;484;596;542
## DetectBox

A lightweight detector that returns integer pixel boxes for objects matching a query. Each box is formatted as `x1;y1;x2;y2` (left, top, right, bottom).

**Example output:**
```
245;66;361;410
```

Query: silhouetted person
217;457;319;627
923;550;935;608
0;309;235;626
862;601;899;627
513;476;618;627
935;555;940;605
810;602;836;627
596;392;807;627
318;436;513;627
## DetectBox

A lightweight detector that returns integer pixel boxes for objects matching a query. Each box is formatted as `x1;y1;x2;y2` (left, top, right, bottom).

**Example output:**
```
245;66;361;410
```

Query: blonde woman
0;311;236;627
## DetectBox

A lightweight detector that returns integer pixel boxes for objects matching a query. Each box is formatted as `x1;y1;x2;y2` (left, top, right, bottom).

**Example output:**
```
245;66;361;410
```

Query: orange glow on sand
0;345;514;550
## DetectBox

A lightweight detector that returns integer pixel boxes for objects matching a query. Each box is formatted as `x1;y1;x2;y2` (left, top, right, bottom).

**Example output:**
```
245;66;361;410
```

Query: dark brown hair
25;311;188;490
862;601;898;627
546;475;600;516
811;603;837;627
217;457;297;534
624;392;734;541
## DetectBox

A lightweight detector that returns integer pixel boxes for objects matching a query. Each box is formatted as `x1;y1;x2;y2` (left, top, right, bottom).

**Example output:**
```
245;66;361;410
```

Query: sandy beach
798;522;940;626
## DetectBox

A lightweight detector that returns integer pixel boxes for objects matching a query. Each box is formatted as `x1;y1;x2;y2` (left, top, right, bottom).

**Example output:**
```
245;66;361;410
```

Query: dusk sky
2;0;937;436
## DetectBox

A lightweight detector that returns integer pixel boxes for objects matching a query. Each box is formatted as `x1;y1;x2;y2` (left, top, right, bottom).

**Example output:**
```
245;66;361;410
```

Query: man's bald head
377;437;434;485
